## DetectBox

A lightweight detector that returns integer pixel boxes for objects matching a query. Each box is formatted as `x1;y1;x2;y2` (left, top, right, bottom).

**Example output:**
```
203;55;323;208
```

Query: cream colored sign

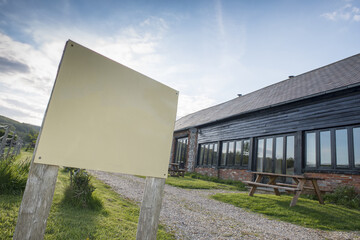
34;40;178;178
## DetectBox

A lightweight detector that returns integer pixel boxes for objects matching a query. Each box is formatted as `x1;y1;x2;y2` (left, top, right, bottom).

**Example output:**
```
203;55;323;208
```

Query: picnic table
243;172;324;207
168;163;185;177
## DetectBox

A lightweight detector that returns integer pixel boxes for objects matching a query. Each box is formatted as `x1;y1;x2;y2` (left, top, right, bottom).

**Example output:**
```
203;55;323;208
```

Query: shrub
0;157;30;195
186;172;247;191
63;169;102;210
324;186;360;210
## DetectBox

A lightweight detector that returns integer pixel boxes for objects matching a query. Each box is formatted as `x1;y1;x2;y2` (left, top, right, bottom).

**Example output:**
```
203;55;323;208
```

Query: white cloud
177;94;216;119
321;3;360;22
0;16;181;125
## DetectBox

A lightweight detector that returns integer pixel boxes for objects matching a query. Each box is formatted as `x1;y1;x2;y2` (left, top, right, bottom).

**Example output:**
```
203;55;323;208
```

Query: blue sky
0;0;359;126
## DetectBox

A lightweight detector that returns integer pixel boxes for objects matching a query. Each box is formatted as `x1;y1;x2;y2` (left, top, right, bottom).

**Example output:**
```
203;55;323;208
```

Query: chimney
289;75;295;78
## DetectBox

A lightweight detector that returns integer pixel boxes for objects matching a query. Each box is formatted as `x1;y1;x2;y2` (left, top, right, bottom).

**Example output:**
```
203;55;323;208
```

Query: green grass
0;154;175;239
211;193;360;231
165;176;240;190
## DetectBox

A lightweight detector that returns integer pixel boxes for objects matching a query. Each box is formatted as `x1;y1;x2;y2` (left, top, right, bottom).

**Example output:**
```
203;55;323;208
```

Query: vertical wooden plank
290;179;305;207
6;131;15;159
311;179;324;205
249;174;262;196
13;162;59;240
0;126;9;159
136;177;165;240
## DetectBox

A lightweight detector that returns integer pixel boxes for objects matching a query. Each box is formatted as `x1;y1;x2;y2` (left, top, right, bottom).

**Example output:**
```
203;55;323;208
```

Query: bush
186;172;247;191
63;169;102;210
324;186;360;210
0;158;30;195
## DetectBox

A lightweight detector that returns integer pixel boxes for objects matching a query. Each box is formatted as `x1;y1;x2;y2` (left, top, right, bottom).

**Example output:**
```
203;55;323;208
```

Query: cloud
321;3;360;22
177;94;216;119
0;16;172;125
0;56;29;73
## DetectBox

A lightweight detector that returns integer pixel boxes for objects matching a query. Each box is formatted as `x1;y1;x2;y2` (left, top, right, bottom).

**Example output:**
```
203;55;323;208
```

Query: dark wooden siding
198;87;360;143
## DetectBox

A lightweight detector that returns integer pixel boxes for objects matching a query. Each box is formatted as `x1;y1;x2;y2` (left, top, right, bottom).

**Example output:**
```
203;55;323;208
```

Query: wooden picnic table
168;163;185;177
243;172;324;207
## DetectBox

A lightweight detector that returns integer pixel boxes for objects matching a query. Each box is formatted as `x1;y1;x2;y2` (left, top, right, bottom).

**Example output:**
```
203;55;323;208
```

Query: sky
0;0;359;126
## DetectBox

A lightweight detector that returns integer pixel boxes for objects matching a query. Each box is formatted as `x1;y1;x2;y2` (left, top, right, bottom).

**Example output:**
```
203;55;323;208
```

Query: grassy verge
165;176;240;190
0;153;175;239
211;193;360;231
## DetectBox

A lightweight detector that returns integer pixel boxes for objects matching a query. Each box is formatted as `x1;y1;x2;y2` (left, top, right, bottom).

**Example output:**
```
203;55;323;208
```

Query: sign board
34;40;178;178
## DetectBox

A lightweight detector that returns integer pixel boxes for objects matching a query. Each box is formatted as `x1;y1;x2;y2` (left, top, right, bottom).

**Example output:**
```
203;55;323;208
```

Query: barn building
171;54;360;192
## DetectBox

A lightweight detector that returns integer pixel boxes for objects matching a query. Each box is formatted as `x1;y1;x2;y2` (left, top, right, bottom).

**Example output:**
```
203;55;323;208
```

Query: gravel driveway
91;171;360;240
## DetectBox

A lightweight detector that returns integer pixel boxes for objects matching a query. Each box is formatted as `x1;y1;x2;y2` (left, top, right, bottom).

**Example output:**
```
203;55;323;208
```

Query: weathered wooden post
6;131;15;159
136;177;166;240
0;125;10;159
13;163;59;239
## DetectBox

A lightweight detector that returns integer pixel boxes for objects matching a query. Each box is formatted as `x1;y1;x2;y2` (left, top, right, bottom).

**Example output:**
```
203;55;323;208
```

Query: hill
0;115;40;142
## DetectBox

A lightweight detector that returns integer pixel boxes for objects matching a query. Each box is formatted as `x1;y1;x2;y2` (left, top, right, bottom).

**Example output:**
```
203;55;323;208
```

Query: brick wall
194;167;360;192
195;167;253;182
305;172;360;192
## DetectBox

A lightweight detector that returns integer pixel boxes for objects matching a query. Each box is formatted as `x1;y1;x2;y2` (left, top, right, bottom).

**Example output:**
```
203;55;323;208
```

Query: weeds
62;168;102;210
0;157;30;195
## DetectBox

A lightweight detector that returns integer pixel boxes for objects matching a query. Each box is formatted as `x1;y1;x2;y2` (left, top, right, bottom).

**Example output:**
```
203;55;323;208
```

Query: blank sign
34;40;178;178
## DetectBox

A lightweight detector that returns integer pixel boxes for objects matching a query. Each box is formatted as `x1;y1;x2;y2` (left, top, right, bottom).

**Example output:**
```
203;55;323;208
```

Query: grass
211;192;360;231
165;176;240;190
0;153;175;240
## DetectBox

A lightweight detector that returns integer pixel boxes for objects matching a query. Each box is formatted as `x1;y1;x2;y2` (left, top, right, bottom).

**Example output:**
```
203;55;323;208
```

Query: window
354;128;360;167
305;125;360;170
256;134;296;174
320;131;331;166
306;132;316;167
223;139;250;167
336;129;349;167
197;142;218;166
174;137;188;168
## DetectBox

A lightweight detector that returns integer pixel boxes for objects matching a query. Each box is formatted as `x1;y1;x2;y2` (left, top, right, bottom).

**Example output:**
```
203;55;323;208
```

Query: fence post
0;126;9;160
6;131;15;159
136;177;166;240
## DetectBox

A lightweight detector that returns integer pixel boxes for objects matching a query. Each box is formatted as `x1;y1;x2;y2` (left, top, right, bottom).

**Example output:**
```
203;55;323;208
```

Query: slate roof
175;53;360;131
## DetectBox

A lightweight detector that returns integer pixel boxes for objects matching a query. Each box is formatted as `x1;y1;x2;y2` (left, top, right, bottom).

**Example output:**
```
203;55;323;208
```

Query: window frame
255;133;296;175
304;125;360;172
197;142;219;167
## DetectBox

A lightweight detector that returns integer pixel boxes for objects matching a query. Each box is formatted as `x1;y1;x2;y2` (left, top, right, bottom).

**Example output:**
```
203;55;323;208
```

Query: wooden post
6;131;15;159
136;177;165;240
13;160;59;240
0;126;9;159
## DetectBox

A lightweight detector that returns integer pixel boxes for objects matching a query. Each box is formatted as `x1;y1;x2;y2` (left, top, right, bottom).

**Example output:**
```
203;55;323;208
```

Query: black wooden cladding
197;87;360;144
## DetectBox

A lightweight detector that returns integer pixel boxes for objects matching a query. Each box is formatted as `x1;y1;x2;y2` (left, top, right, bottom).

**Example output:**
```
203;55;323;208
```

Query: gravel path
91;171;360;240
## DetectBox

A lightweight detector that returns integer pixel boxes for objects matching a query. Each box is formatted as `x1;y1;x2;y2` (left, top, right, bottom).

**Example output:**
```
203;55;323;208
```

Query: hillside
0;115;40;142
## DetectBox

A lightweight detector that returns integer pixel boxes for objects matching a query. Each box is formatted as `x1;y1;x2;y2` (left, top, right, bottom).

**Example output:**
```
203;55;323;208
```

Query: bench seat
242;181;301;192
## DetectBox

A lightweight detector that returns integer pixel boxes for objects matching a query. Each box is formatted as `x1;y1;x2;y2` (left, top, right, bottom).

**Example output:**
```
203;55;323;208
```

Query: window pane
354;128;360;167
213;143;218;166
306;133;316;167
336;129;349;166
320;131;331;166
208;144;214;165
257;139;264;171
199;144;204;165
203;144;209;165
275;137;283;174
227;142;235;166
265;138;273;172
242;140;250;166
220;142;228;166
286;136;294;175
175;140;182;164
235;141;242;165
